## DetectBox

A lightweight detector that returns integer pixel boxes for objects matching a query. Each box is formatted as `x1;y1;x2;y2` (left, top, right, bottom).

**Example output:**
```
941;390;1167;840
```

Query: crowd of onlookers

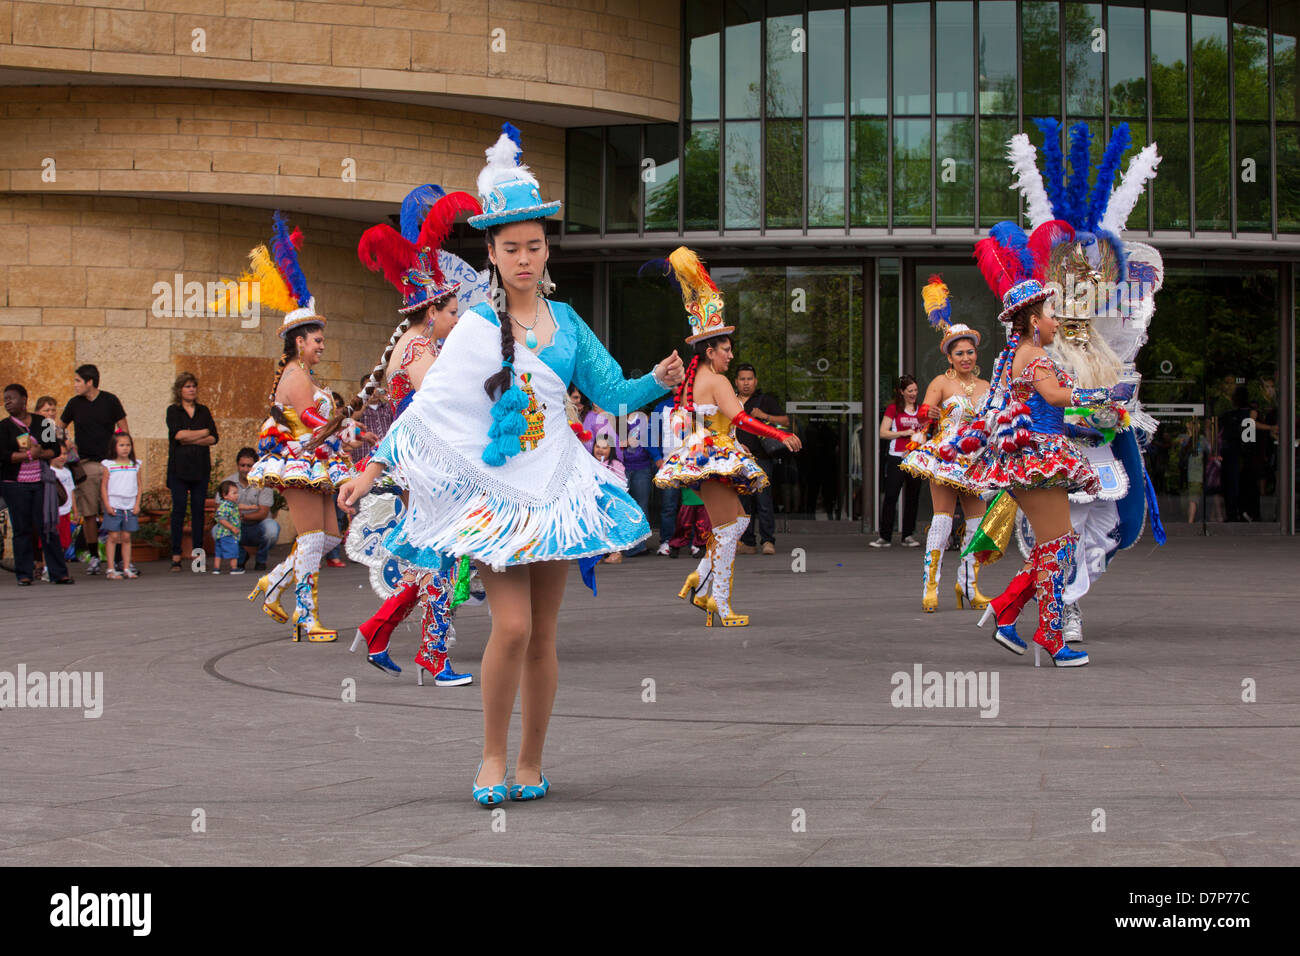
2;361;795;587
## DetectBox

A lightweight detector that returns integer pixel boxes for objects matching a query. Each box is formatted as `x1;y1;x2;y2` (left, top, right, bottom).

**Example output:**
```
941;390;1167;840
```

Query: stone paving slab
0;532;1296;866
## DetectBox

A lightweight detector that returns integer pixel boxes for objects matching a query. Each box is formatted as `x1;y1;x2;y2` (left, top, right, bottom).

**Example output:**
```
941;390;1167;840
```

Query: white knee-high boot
955;515;989;609
291;531;335;641
922;512;953;610
707;516;750;626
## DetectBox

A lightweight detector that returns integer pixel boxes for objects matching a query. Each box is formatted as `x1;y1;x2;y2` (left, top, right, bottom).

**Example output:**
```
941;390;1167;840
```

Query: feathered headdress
646;247;733;345
467;122;560;229
922;274;982;355
358;190;481;313
211;211;321;338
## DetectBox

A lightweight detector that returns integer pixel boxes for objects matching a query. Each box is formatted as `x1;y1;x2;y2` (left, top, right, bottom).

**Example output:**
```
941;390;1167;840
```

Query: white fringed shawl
376;307;629;571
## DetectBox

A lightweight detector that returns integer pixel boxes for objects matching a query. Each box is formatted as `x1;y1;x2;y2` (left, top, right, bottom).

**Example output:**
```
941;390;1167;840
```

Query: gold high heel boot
954;557;991;610
248;540;297;623
290;571;337;642
922;549;940;613
677;533;714;611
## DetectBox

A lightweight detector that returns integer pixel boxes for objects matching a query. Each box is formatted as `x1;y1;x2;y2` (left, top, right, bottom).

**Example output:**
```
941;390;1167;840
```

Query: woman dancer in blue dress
340;125;684;805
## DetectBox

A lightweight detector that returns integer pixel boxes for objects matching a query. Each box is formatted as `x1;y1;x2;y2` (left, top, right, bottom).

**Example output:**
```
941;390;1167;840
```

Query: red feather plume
973;236;1027;300
413;190;481;288
1026;219;1074;277
357;224;417;292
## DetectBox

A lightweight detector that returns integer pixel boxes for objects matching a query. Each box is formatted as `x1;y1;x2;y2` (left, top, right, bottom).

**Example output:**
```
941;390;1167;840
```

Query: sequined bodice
388;334;435;417
695;404;735;438
1011;356;1072;436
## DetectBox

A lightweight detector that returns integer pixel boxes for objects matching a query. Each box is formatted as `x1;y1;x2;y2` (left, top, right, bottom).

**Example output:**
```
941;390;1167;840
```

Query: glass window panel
1194;120;1230;230
1275;1;1298;122
809;8;846;117
1235;121;1272;231
766;120;803;228
1151;10;1189;118
688;0;722;121
979;116;1019;225
893;118;932;226
979;1;1018;114
767;11;804;119
1232;21;1269;120
893;2;931;114
850;3;888;115
604;126;640;233
611;263;683;386
643;124;679;232
935;118;975;225
1022;2;1062;117
725;121;761;228
850;118;889;226
809;118;846;227
936;2;975;114
1153;120;1191;229
1064;3;1104;116
1192;13;1230;120
1109;5;1147;115
725;0;762;119
564;127;601;234
1278;124;1300;231
684;123;720;230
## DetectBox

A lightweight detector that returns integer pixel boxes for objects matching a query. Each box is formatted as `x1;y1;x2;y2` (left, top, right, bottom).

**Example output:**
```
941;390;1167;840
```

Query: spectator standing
871;374;925;548
592;436;626;564
165;372;218;572
60;364;128;574
2;384;72;586
734;363;787;555
33;396;75;573
651;393;681;554
100;431;142;580
621;410;655;557
226;447;279;571
583;402;618;457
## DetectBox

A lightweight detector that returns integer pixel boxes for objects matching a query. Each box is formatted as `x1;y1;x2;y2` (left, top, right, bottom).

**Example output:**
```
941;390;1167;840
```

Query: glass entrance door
1139;264;1282;530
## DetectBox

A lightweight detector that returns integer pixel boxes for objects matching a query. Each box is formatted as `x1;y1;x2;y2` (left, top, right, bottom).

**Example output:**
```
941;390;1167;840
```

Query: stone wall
0;192;448;505
0;85;565;210
0;0;680;123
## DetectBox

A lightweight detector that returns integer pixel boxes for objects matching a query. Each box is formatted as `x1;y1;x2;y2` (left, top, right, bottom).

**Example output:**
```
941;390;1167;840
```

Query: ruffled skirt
962;432;1100;496
654;437;770;495
900;442;983;494
248;447;357;491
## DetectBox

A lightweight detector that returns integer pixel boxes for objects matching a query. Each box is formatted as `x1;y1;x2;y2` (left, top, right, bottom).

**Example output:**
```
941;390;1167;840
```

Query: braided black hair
481;226;519;400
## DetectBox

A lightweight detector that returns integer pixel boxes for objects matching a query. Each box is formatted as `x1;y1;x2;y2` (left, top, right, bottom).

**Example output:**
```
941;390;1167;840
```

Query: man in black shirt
60;364;129;573
734;364;788;555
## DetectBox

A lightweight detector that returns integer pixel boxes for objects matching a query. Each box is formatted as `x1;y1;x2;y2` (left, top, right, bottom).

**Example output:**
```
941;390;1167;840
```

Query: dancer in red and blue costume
342;185;483;685
948;220;1133;667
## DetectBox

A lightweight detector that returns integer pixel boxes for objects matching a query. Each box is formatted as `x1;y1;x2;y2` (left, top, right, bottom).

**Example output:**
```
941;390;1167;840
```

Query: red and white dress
961;356;1100;496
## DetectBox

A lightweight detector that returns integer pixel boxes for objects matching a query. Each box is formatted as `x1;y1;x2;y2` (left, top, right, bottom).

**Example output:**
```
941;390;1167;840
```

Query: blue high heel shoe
992;623;1027;655
509;772;550;802
1049;644;1089;667
367;650;402;677
472;761;508;808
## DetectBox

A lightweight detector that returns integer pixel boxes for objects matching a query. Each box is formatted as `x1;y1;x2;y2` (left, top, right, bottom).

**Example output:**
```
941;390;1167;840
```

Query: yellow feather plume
667;246;719;306
922;274;951;332
208;243;297;316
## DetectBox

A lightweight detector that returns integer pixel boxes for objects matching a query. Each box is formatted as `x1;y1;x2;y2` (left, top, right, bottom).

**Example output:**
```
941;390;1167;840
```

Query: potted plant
139;487;170;522
134;518;170;562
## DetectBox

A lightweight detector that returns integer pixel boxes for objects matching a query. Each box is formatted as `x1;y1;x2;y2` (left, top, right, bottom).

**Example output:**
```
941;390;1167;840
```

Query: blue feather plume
1063;122;1093;227
399;184;446;243
1094;228;1128;282
1085;123;1131;231
639;257;683;296
1032;117;1065;220
502;122;523;159
988;220;1035;278
270;211;311;308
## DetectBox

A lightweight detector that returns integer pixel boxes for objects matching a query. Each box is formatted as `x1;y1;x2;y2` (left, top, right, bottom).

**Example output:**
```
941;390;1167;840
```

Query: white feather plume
1100;143;1161;234
476;132;538;199
1006;133;1055;230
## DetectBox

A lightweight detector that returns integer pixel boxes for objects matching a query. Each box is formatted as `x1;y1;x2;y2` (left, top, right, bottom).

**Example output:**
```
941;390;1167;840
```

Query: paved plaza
0;533;1296;866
